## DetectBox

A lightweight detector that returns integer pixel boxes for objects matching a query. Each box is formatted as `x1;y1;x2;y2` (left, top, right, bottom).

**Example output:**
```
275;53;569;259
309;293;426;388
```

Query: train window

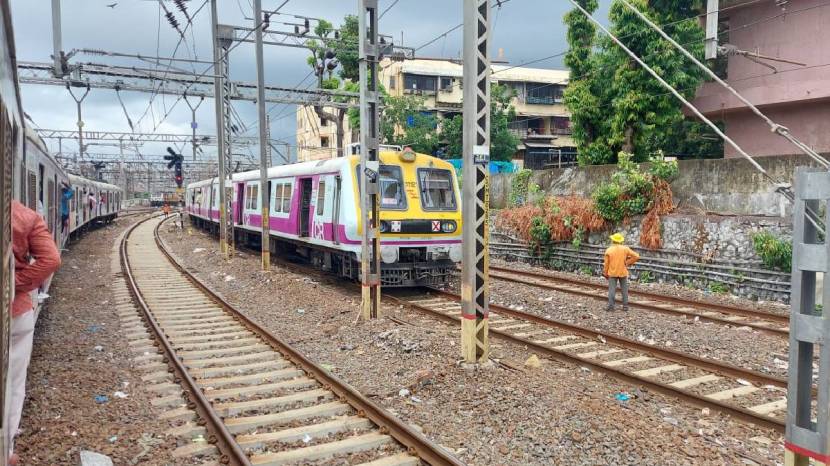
355;165;406;210
316;180;326;215
417;168;457;211
245;184;259;210
281;183;291;212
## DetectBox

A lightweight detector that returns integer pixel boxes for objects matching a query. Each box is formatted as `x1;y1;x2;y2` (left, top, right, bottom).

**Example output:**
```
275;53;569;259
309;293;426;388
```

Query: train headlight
380;246;398;264
379;220;390;233
441;221;457;233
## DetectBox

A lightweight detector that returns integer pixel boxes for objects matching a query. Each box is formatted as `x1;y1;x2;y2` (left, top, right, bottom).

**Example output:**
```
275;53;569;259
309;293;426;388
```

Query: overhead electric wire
379;0;400;19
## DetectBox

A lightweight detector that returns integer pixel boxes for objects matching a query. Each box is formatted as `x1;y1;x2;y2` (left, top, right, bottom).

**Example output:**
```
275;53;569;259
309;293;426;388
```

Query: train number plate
431;220;441;232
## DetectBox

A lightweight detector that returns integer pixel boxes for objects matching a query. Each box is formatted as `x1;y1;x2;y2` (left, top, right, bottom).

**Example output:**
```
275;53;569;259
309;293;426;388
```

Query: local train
186;149;462;286
1;1;122;459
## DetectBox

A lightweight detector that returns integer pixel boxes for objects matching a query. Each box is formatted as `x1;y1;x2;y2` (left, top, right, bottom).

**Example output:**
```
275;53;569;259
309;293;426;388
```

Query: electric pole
461;0;491;363
211;0;233;259
358;0;381;320
254;0;271;271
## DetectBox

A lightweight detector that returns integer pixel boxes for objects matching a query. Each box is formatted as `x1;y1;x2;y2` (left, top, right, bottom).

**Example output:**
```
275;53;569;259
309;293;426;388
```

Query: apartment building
692;0;830;157
295;105;355;162
297;57;574;168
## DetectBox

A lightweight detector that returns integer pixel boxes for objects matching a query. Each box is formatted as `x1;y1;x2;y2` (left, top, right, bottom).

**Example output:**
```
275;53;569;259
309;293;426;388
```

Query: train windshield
355;164;406;210
418;168;457;211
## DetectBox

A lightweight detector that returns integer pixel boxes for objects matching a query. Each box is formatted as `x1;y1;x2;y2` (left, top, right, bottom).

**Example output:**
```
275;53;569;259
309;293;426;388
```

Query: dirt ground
15;215;179;465
159;221;785;466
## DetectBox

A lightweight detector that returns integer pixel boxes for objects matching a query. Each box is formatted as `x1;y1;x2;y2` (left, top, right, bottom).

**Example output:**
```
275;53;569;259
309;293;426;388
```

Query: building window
440;77;453;91
320;136;330;148
526;82;564;104
403;74;436;93
320;116;328;127
389;76;396;89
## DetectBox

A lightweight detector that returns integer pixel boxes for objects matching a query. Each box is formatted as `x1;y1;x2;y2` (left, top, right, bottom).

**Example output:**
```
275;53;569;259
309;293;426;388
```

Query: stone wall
490;153;829;217
493;213;792;302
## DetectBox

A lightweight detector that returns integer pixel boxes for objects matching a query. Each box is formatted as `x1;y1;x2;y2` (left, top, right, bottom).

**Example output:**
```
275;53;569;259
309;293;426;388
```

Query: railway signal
165;146;184;188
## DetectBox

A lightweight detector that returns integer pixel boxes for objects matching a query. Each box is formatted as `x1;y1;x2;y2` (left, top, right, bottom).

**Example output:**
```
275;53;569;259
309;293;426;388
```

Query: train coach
186;148;462;286
18;128;122;243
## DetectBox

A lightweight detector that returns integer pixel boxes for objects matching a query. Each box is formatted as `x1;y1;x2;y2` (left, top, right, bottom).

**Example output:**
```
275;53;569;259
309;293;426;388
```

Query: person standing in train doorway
60;184;73;233
7;200;61;464
603;233;640;312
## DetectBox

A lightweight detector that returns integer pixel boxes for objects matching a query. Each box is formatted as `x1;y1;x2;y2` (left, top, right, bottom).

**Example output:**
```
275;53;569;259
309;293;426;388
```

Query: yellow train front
346;148;463;286
195;147;463;287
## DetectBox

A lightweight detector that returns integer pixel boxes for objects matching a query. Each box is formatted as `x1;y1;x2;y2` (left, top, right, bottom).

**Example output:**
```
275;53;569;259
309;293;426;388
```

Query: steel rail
492;265;789;323
151;218;463;466
391;290;786;433
120;215;250;466
488;266;789;337
178;217;788;433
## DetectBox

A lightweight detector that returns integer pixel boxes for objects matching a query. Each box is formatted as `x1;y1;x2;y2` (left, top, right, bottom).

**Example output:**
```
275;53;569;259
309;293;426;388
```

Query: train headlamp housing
441;220;457;233
379;220;390;233
399;146;416;163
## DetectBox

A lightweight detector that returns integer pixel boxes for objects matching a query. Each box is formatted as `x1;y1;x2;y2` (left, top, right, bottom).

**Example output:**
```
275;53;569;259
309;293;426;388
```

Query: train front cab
351;150;463;286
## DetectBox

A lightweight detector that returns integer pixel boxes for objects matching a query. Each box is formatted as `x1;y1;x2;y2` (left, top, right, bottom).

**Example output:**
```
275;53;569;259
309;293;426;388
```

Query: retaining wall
490;153;829;217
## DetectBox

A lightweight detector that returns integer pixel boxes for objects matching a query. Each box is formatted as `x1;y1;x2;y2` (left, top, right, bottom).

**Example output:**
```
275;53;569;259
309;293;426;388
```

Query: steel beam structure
461;0;491;363
17;61;359;109
785;168;830;466
358;0;381;320
212;0;233;260
254;0;271;271
33;128;279;146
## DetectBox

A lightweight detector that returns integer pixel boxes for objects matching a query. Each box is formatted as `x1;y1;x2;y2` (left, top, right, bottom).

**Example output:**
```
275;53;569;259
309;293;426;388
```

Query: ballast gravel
448;259;792;379
159;222;785;465
15;216;183;465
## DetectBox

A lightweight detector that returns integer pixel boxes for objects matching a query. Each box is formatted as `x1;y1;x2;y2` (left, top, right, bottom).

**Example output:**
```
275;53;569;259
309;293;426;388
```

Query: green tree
441;83;519;161
564;0;708;165
305;16;360;157
348;90;441;155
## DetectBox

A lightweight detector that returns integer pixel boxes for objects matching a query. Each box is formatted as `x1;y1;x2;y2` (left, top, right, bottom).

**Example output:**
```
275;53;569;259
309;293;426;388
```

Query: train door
299;178;312;237
234;183;244;225
332;176;341;244
37;163;44;216
48;176;56;241
312;176;330;241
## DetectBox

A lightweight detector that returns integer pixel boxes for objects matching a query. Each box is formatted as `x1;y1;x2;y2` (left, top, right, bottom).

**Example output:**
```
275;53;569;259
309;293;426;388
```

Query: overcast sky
10;0;611;163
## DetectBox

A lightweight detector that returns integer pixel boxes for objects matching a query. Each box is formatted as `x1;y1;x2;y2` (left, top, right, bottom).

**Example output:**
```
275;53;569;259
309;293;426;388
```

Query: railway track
390;288;790;433
488;265;790;337
164;217;792;434
119;215;461;466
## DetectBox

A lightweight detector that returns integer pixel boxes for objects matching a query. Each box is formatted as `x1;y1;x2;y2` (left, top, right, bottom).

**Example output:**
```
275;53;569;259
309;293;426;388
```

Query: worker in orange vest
603;233;640;312
162;203;171;218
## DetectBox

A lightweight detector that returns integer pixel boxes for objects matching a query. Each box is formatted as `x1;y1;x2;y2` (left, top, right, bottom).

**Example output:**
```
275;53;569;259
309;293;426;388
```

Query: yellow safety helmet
610;233;625;244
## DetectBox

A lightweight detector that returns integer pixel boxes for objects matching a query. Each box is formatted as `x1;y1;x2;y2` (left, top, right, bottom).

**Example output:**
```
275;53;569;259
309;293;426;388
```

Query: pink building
691;0;830;157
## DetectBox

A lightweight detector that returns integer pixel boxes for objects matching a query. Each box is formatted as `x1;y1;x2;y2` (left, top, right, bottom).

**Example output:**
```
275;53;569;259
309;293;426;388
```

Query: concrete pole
358;0;381;320
51;0;62;77
210;0;231;259
254;0;271;271
461;0;491;363
118;138;125;193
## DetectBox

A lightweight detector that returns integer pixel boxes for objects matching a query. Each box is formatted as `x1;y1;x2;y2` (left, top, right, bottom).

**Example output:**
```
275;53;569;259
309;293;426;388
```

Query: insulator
165;11;180;30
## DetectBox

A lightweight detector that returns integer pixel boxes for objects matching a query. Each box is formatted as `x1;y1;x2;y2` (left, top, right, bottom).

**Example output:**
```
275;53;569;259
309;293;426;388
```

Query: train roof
187;151;455;190
68;174;122;192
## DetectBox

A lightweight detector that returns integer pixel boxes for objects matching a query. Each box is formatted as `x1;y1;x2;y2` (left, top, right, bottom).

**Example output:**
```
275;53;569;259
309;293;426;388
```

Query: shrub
510;169;532;206
752;232;792;273
709;282;730;294
529;216;551;250
638;270;654;283
649;151;679;182
593;152;655;223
